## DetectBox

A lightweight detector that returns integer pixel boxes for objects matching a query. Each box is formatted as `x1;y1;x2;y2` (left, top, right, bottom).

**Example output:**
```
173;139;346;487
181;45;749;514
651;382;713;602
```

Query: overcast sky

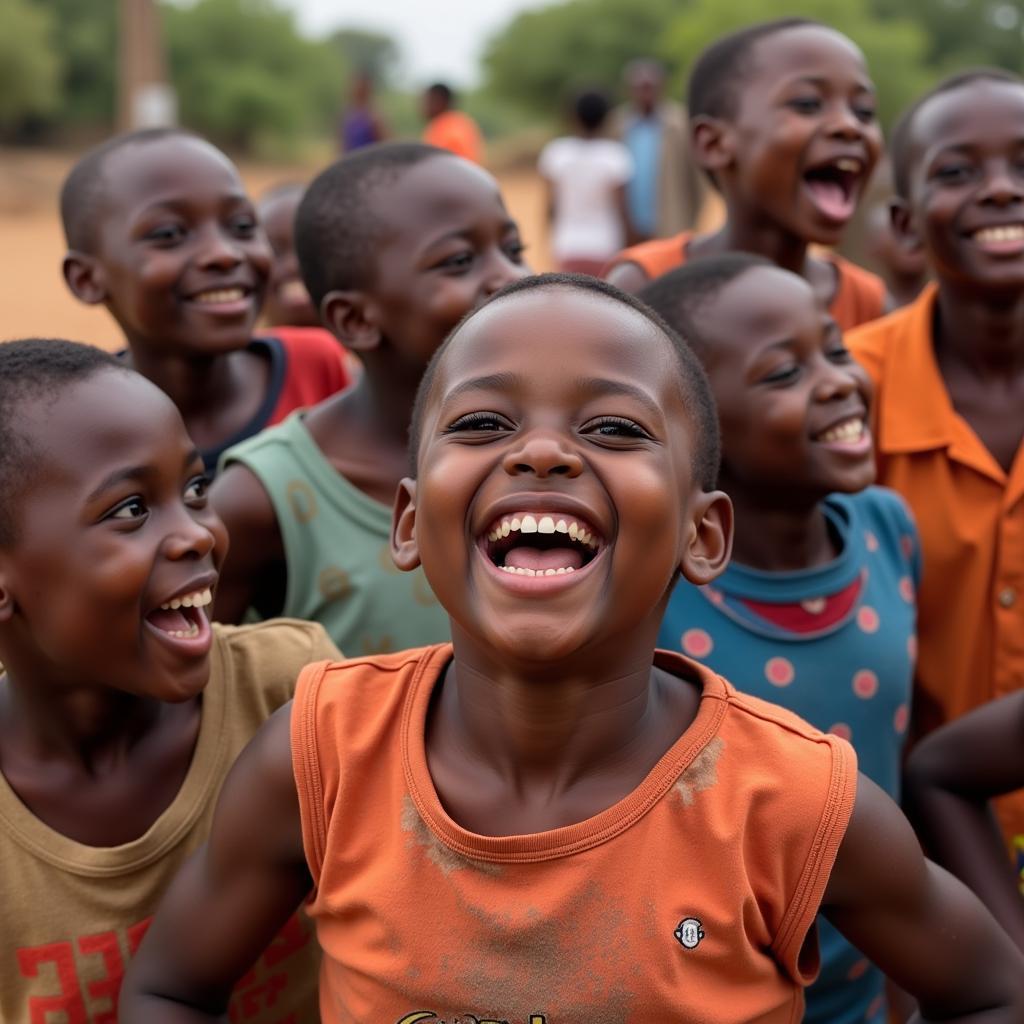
280;0;554;86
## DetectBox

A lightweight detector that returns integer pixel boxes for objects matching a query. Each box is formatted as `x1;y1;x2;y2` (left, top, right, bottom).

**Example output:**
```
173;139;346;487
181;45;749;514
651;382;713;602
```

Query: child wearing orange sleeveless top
122;275;1024;1023
606;19;887;331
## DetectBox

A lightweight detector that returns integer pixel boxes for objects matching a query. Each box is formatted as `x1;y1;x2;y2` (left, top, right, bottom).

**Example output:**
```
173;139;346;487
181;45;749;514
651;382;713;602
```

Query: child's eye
439;251;475;272
503;238;527;264
184;475;211;506
826;346;853;364
787;96;822;115
107;497;149;521
145;223;185;245
933;163;972;184
762;364;801;385
581;416;650;440
444;411;513;433
229;215;257;237
852;104;876;124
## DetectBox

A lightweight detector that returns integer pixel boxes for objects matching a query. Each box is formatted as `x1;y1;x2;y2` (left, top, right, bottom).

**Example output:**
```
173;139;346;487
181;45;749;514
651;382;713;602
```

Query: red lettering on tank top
17;940;88;1024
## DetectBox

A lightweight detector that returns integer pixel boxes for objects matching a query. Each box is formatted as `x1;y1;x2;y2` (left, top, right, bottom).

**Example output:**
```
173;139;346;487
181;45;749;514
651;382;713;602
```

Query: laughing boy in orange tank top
607;19;887;330
122;275;1023;1024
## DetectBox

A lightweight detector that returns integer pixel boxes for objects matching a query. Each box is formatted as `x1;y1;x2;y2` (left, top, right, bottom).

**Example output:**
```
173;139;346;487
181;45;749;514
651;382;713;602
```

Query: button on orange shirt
423;110;484;165
292;644;857;1024
609;232;887;331
848;283;1024;843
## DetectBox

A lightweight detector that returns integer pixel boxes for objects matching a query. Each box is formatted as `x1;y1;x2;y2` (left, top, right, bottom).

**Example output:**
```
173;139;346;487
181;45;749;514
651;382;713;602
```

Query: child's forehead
741;25;868;96
704;268;820;346
913;80;1024;157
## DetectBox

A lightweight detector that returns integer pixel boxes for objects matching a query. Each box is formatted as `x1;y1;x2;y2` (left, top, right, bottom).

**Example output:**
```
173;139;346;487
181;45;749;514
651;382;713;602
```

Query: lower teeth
167;624;199;639
498;566;575;576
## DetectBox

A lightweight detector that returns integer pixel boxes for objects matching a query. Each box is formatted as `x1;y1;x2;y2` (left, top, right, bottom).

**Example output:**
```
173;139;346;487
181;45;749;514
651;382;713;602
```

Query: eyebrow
786;75;874;93
571;376;663;418
442;372;522;403
84;449;203;504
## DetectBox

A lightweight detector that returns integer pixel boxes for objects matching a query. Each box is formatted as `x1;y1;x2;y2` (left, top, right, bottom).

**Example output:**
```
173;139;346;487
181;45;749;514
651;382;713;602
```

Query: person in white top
538;90;634;275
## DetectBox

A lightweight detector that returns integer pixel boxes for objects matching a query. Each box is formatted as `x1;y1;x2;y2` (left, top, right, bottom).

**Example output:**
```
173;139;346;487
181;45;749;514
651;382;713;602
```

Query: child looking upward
642;255;919;1024
123;275;1023;1023
608;19;887;330
60;130;349;474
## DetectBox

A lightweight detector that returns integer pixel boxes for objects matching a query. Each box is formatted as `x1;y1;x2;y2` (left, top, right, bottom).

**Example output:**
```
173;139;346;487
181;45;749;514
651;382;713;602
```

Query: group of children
5;14;1024;1024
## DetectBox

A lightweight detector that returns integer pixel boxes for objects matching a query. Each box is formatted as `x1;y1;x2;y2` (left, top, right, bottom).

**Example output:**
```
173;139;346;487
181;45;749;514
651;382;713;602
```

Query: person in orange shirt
121;273;1024;1024
421;82;484;165
606;19;887;331
847;69;1024;854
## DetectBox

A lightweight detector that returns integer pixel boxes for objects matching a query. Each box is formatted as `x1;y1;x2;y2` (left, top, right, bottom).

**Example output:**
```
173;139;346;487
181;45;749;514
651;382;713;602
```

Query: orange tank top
614;232;886;332
292;645;857;1024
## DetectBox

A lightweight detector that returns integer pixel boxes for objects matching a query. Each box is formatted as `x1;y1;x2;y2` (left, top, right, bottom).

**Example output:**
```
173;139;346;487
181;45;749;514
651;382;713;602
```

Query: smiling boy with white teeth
0;340;339;1023
641;254;920;1024
123;274;1023;1024
847;69;1024;859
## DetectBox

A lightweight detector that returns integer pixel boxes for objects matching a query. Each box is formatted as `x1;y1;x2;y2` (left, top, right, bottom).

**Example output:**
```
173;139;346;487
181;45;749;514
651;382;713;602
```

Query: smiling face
84;136;271;356
357;156;529;370
395;288;731;666
720;25;882;244
702;266;875;499
0;368;228;701
899;79;1024;293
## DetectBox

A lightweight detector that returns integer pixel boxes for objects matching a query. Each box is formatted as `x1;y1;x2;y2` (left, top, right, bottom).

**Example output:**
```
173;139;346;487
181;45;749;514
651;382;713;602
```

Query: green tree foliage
0;0;62;129
163;0;346;153
329;27;400;87
660;0;933;128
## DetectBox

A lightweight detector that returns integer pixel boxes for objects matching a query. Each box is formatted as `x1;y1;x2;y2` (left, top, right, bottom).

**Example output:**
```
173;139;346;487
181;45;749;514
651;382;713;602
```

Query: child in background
864;199;928;309
60;129;349;475
905;690;1024;952
0;339;339;1024
641;255;919;1024
608;19;888;331
210;143;525;655
847;69;1024;852
421;83;484;165
538;89;633;276
258;183;320;329
123;273;1024;1023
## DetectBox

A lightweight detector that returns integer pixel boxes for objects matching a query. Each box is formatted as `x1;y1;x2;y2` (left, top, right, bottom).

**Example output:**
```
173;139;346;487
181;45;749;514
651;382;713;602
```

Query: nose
502;430;584;479
813;359;859;403
162;505;218;562
195;224;244;271
826;102;866;142
979;161;1024;207
481;247;529;298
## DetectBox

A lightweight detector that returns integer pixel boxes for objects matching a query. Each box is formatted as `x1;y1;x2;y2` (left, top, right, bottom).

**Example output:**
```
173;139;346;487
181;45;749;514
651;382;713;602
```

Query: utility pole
118;0;177;131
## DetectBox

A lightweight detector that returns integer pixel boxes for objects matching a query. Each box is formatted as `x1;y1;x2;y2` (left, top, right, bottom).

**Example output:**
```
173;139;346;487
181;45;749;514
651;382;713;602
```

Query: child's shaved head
60;128;205;252
889;68;1024;199
0;339;126;546
410;273;721;490
294;142;451;308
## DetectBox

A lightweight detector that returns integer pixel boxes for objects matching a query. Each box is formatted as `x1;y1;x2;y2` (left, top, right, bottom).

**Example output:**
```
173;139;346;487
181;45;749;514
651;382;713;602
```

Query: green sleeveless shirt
221;413;449;656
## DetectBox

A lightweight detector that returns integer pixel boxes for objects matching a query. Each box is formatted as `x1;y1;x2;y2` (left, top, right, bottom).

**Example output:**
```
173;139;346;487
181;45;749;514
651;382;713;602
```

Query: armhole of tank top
292;661;330;884
771;736;858;982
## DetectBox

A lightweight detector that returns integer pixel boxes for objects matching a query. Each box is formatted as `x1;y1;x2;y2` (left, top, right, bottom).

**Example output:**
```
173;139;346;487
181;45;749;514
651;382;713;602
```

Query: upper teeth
486;514;599;548
834;158;861;173
160;587;213;611
818;418;864;444
194;288;245;304
975;226;1024;243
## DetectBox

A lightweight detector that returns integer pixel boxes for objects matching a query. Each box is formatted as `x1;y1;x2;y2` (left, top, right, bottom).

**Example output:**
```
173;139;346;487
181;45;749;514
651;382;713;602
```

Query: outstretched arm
903;691;1024;951
119;705;309;1022
823;773;1024;1022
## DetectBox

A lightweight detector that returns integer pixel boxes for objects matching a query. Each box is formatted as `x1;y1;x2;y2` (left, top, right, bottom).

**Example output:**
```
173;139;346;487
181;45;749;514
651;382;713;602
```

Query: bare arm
823;773;1024;1022
604;260;650;294
210;463;286;623
903;691;1024;951
120;705;309;1022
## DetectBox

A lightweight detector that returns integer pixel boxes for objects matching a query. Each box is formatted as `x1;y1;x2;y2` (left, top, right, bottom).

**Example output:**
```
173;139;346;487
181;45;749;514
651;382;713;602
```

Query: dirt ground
0;148;556;351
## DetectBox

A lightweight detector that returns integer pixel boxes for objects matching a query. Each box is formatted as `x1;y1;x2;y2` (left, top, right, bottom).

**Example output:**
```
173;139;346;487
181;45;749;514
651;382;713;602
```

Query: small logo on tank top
674;917;705;950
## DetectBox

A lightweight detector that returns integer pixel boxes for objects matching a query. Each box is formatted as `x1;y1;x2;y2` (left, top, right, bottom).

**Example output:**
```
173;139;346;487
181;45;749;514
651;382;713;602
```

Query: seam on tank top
296;663;328;880
772;736;854;974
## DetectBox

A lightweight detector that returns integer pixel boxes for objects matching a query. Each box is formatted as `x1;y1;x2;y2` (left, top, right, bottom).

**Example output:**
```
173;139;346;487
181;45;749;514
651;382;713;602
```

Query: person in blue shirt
641;253;920;1024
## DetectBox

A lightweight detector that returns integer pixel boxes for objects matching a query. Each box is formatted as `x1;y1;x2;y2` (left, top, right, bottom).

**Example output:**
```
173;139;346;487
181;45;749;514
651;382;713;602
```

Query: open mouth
812;415;870;450
971;224;1024;254
481;513;603;577
145;587;213;640
803;157;864;224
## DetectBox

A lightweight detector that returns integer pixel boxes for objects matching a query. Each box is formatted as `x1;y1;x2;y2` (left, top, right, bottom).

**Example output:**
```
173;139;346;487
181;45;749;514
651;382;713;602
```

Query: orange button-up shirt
848;284;1024;843
422;110;484;165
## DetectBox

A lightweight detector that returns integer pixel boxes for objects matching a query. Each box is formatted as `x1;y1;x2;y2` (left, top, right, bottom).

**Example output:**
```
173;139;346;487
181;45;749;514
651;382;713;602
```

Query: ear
679;490;733;586
889;197;924;255
691;116;734;176
320;289;383;354
62;250;107;305
390;477;422;573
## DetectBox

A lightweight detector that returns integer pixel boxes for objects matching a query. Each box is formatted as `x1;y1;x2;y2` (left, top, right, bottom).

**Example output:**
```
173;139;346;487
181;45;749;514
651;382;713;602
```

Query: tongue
504;546;584;572
805;178;854;222
146;607;192;632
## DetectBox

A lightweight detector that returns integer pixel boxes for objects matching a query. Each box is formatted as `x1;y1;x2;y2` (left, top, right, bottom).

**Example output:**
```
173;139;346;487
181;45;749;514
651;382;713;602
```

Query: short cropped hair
889;69;1024;199
294;142;451;308
60;127;201;252
0;339;124;546
409;273;721;491
575;90;611;132
687;18;818;122
638;253;775;359
426;82;454;107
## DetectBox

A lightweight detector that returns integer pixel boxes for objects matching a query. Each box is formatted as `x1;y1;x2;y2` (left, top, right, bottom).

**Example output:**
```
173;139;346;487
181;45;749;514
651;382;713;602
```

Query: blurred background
2;0;1024;347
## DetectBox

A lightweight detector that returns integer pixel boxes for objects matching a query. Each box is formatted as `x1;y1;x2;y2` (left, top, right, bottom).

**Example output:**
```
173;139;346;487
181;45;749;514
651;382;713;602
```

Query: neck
705;207;811;275
722;475;834;571
935;283;1024;376
338;356;426;445
441;627;666;789
125;344;246;421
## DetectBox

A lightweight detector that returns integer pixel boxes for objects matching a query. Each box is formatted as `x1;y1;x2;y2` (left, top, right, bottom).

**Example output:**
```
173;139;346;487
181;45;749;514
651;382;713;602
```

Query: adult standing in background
421;82;484;165
609;59;703;240
339;71;387;153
